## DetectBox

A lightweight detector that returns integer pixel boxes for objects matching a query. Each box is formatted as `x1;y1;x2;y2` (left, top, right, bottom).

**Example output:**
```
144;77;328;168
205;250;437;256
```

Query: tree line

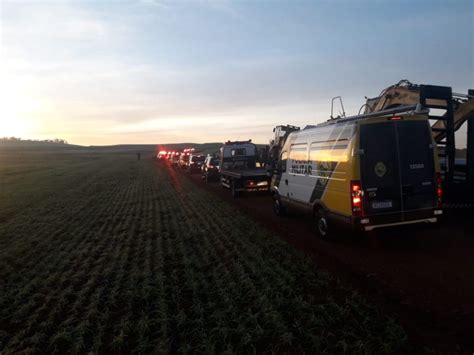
0;137;68;144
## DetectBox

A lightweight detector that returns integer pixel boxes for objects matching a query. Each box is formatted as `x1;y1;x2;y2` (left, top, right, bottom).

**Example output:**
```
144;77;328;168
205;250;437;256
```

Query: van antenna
331;96;346;119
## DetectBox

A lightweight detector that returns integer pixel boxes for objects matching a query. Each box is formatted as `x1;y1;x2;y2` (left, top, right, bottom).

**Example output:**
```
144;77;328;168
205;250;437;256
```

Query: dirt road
177;165;474;353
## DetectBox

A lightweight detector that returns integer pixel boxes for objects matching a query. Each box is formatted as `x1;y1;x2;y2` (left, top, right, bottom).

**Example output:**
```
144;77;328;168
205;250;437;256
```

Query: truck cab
219;140;270;197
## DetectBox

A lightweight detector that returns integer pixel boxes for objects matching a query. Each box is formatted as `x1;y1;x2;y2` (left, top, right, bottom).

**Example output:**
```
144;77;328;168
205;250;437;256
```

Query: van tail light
351;180;363;216
436;172;443;208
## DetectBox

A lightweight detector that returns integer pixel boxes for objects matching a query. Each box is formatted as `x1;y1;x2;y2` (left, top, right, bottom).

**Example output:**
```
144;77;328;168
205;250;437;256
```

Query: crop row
0;153;409;353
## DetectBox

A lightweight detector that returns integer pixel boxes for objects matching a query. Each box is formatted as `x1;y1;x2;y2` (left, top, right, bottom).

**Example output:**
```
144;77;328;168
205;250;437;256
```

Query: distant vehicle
187;154;205;173
201;155;220;182
170;153;180;166
270;110;443;238
219;140;270;197
157;150;168;160
178;152;190;169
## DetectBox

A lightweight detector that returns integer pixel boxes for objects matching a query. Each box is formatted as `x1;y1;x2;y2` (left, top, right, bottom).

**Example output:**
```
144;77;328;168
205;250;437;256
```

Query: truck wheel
231;180;240;198
315;208;331;239
272;195;286;216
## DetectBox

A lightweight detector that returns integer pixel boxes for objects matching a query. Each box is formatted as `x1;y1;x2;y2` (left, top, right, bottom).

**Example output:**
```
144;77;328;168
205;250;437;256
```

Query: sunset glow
1;1;472;146
0;84;37;137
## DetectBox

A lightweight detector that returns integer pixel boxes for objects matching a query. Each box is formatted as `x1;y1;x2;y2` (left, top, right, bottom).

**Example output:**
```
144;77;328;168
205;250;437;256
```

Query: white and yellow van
271;112;443;237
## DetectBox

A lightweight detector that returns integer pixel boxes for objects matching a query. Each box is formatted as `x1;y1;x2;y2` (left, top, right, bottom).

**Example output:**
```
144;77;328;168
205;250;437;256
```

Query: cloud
202;0;242;19
1;2;110;43
140;0;241;17
1;0;472;146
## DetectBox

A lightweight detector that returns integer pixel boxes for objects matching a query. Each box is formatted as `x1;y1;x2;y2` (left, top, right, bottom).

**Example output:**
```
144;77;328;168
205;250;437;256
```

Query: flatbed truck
219;140;270;197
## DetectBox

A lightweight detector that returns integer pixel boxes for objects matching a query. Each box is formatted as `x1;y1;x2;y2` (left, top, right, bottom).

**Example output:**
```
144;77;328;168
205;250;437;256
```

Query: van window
231;148;246;156
289;144;309;175
310;139;349;163
289;144;308;161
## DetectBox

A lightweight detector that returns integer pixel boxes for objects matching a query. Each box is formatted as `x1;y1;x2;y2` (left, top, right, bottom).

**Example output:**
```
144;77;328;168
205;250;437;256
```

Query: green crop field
0;151;411;353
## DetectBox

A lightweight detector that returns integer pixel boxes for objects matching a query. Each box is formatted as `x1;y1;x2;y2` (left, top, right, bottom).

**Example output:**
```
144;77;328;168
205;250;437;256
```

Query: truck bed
220;168;268;179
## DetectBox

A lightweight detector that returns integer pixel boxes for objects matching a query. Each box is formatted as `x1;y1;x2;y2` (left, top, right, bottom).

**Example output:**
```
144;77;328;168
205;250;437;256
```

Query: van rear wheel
315;209;331;239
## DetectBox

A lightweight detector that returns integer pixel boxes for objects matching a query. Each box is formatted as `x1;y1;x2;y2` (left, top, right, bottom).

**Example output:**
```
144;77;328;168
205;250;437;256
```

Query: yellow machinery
361;80;474;202
269;81;473;203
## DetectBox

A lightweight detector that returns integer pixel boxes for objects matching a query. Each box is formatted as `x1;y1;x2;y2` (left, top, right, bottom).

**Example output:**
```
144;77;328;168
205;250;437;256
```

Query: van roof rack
224;139;252;145
318;104;423;127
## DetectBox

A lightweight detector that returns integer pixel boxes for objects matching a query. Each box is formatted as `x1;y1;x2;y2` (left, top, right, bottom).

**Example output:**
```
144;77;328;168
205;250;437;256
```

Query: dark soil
181;165;474;354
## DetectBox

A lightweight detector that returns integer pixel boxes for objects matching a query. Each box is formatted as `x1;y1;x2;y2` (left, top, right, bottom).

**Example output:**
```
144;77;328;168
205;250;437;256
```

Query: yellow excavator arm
363;80;474;143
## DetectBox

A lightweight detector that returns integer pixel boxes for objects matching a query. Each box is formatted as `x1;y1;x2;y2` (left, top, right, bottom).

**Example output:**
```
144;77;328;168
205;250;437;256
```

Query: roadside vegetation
0;151;412;353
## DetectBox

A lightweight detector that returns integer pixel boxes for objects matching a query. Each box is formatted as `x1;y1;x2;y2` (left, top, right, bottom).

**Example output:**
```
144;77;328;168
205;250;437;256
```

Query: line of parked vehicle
158;141;271;198
158;149;216;176
157;105;444;239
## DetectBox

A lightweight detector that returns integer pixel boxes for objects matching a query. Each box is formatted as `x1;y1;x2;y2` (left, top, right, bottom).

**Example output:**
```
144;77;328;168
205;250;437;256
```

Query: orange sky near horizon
1;1;472;147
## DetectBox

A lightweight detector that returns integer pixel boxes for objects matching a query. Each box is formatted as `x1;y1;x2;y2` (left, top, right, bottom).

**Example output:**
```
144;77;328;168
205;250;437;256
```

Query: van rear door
396;120;436;211
359;121;402;215
360;119;436;217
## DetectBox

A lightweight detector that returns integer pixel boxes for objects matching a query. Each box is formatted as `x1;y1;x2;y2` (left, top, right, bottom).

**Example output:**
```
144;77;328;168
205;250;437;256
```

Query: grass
0;151;411;353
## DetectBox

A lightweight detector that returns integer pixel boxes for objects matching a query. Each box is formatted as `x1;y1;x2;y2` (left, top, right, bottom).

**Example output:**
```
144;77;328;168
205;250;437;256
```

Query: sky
0;0;473;146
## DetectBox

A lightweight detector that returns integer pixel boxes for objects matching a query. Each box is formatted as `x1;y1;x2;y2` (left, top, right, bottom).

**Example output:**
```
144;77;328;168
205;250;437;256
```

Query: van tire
315;208;331;239
272;195;286;216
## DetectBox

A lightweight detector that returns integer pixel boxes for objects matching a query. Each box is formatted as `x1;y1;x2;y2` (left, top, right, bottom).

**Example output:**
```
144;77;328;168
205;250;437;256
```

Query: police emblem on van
315;161;333;186
374;161;387;178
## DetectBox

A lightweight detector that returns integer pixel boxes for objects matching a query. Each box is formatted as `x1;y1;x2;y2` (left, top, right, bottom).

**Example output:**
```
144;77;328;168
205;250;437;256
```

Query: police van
271;110;443;237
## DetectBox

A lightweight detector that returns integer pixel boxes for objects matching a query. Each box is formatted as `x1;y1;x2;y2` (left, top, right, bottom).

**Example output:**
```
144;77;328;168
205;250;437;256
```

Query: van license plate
372;201;392;209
